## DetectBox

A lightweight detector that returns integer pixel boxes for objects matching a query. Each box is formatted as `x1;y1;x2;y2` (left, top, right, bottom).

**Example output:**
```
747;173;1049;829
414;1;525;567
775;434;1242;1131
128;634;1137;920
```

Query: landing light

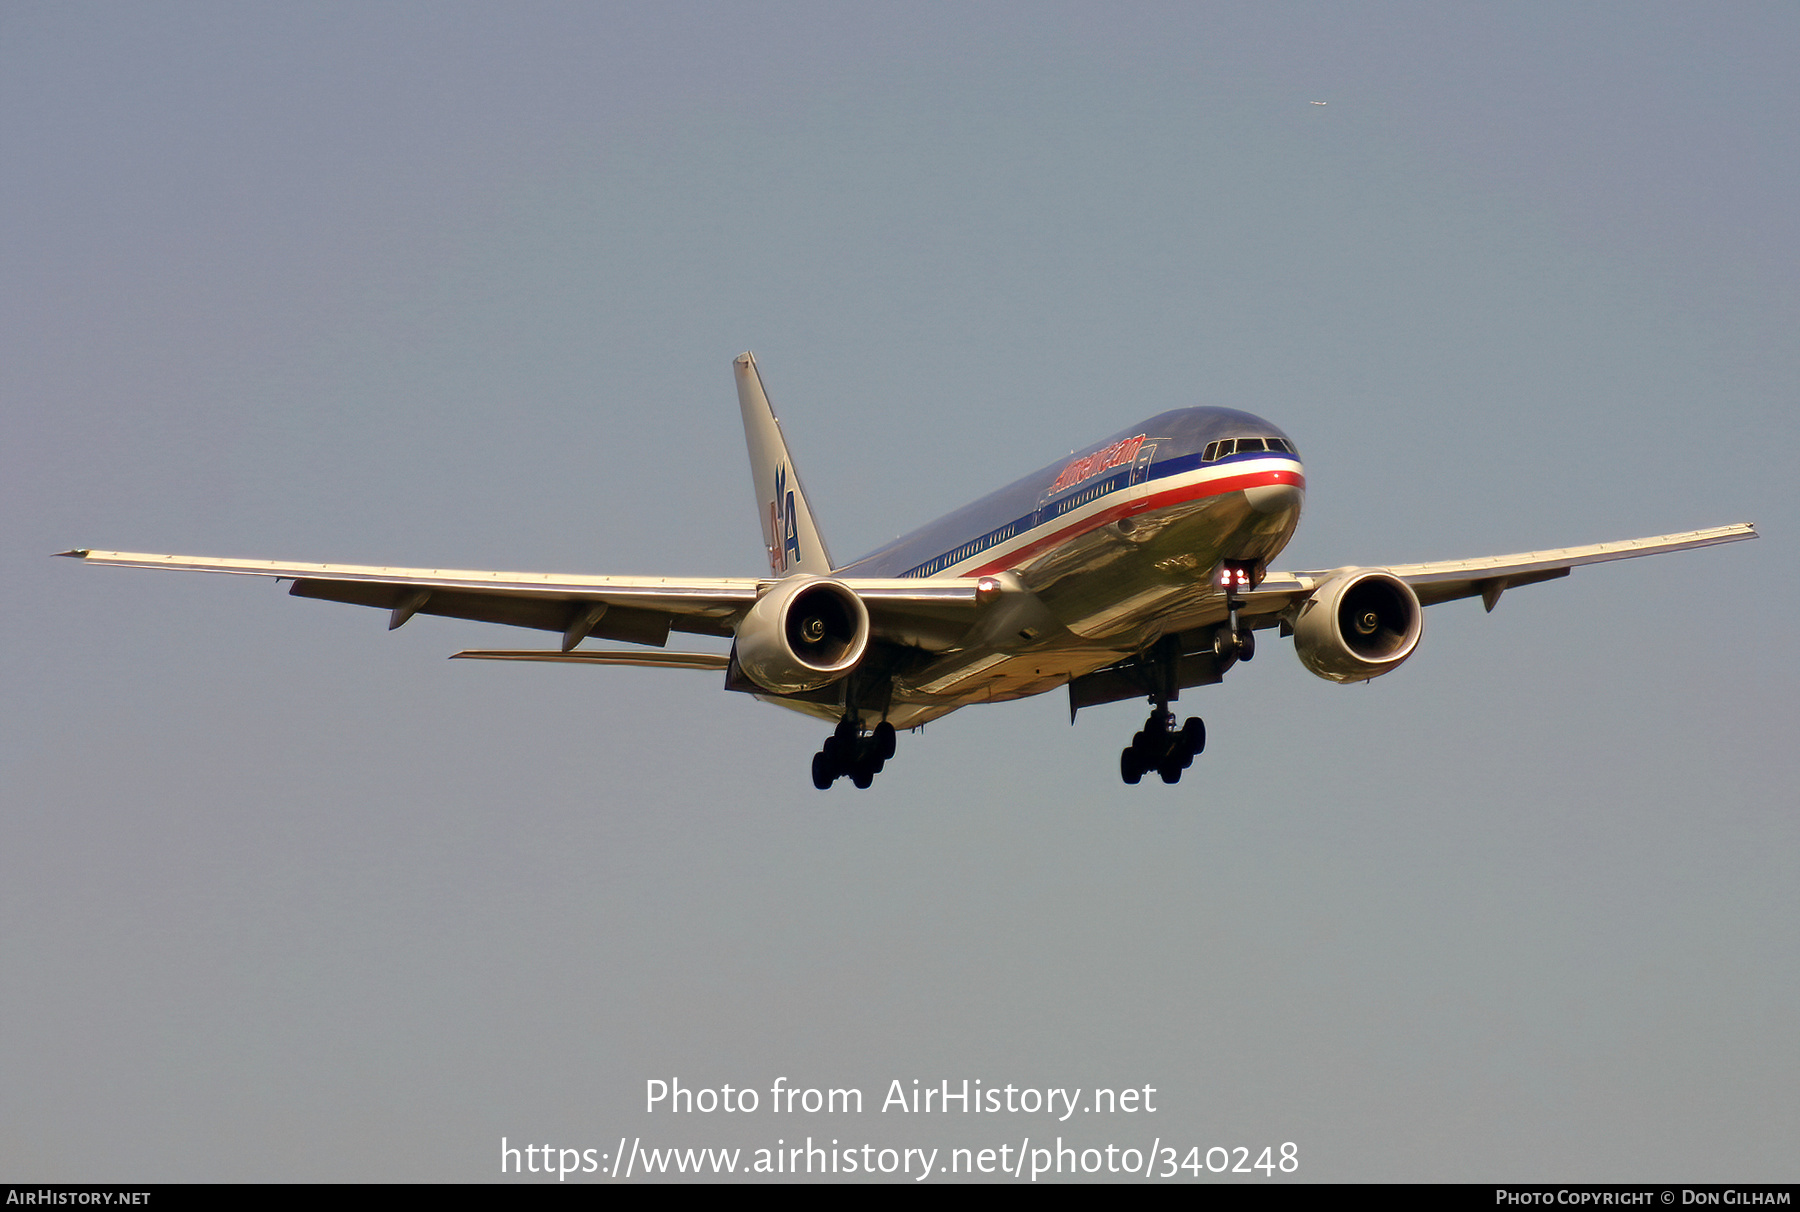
1216;558;1267;592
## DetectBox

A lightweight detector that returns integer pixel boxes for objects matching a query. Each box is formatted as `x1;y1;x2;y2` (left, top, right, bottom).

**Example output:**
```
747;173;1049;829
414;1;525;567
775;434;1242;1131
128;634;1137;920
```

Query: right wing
57;549;983;653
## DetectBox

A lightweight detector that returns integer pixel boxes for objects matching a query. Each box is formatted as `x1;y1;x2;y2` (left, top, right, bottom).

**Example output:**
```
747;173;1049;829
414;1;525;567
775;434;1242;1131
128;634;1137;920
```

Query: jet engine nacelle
735;575;871;694
1292;568;1423;684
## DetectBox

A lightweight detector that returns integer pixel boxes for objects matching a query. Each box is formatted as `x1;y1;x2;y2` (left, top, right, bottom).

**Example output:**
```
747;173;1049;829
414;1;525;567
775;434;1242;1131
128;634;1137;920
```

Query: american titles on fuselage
1047;434;1148;495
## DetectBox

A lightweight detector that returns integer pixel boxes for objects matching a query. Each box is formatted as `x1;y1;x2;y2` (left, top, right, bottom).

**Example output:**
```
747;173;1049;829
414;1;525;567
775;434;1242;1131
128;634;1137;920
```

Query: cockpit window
1203;435;1298;462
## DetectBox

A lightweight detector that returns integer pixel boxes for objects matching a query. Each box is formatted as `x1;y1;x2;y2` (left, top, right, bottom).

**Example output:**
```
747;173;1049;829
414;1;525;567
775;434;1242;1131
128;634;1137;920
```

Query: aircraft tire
1158;760;1183;785
812;752;835;790
1237;629;1256;661
850;764;875;790
874;721;897;760
1181;717;1206;756
1120;748;1144;784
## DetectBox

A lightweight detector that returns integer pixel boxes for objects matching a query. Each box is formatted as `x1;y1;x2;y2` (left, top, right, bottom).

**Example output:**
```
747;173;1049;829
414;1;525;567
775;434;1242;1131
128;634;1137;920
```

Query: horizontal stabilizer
450;649;731;670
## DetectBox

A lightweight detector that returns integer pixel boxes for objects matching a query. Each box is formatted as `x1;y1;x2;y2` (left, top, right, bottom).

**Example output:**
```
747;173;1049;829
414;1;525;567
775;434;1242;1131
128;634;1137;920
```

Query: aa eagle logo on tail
768;463;800;574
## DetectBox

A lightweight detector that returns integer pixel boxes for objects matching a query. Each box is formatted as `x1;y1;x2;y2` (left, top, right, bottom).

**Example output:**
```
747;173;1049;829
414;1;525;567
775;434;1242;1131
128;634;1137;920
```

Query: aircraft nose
1244;479;1304;515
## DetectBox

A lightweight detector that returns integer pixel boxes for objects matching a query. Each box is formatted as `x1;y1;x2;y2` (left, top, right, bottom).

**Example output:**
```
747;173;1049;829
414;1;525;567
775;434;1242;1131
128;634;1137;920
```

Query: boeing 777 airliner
62;353;1757;788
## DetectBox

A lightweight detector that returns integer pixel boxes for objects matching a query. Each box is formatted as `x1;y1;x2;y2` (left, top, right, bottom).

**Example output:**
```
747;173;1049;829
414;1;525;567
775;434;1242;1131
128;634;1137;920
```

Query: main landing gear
1120;706;1205;785
812;719;897;790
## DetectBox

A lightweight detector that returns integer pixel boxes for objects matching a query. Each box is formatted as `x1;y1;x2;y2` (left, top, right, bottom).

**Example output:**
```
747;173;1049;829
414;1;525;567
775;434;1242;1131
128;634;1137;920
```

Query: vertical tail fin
735;352;835;576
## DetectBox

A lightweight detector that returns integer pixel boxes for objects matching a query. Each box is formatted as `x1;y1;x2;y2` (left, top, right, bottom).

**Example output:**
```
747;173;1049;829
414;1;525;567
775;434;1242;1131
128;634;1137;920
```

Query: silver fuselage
830;407;1305;726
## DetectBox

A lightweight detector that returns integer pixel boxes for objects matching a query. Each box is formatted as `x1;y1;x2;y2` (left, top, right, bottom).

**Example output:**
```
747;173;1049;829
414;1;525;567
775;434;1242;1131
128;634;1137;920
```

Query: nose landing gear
1120;705;1205;785
1214;561;1257;664
812;718;897;789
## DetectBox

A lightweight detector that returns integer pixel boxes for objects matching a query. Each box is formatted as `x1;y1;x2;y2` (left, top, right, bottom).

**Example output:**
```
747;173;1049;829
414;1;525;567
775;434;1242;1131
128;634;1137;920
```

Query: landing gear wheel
816;717;899;788
1236;628;1255;661
1158;759;1183;784
1181;717;1206;756
1121;747;1144;784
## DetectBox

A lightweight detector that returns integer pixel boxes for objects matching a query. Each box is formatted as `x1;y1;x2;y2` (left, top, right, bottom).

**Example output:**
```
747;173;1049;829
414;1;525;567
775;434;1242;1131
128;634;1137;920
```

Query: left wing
1066;523;1758;714
56;549;982;652
1238;522;1758;622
